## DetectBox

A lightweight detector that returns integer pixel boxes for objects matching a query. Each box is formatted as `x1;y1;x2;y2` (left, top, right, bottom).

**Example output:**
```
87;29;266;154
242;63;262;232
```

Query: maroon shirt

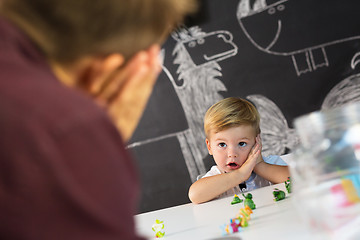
0;16;144;240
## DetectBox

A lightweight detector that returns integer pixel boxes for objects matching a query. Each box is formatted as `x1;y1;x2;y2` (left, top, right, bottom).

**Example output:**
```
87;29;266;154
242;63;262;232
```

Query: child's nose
228;148;238;158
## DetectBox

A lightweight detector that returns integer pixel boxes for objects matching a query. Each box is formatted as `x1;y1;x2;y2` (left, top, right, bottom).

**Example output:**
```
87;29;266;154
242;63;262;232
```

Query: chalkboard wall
128;0;360;213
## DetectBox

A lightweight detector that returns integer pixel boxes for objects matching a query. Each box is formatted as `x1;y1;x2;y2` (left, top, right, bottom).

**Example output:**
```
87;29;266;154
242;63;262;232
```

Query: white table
135;183;326;240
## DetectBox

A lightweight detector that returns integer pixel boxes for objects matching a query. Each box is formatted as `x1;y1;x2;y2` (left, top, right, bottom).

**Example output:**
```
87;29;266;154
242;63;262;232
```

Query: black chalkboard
128;0;360;213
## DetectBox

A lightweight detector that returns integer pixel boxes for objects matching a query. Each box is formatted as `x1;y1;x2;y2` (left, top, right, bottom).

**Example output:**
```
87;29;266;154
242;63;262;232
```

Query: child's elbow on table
188;183;211;204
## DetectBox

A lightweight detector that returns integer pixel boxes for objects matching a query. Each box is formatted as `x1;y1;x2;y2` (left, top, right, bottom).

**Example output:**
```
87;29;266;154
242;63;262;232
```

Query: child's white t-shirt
201;155;287;199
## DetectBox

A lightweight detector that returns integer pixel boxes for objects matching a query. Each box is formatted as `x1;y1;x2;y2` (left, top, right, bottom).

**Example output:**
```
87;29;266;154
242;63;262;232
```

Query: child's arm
253;162;290;183
188;144;261;204
253;136;290;183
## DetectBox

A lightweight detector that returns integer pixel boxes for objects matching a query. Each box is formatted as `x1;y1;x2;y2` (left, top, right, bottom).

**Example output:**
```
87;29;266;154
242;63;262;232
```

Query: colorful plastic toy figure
273;188;286;201
238;205;252;220
231;194;243;205
243;193;256;209
285;177;292;193
152;219;165;238
237;205;253;227
220;205;253;235
220;218;242;235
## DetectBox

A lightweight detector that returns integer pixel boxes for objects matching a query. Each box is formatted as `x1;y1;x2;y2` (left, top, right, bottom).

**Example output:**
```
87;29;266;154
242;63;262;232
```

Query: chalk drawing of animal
237;0;360;76
128;26;238;182
246;94;299;156
322;73;360;110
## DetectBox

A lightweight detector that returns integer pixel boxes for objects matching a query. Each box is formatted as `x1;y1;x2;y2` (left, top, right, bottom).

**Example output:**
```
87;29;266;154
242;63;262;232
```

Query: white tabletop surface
135;183;327;240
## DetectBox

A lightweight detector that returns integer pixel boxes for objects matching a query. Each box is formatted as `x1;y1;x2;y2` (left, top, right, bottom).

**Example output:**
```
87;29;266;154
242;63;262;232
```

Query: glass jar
290;102;360;239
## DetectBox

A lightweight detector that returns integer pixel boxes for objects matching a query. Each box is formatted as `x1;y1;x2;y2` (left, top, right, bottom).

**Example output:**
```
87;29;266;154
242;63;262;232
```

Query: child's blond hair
204;97;260;138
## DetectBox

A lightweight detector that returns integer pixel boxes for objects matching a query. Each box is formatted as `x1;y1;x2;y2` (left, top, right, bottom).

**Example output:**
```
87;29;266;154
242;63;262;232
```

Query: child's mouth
227;162;239;170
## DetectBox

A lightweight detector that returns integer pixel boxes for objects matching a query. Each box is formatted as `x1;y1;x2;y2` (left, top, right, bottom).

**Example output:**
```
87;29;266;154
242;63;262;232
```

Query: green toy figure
273;188;286;201
231;194;243;205
285;177;292;193
242;193;256;209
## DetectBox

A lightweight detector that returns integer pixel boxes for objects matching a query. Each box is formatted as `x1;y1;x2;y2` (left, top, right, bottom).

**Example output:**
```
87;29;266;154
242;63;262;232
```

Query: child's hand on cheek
255;134;264;165
236;140;261;180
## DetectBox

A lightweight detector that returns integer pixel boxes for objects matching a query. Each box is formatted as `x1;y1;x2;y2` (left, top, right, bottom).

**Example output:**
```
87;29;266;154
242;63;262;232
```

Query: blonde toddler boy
188;97;290;204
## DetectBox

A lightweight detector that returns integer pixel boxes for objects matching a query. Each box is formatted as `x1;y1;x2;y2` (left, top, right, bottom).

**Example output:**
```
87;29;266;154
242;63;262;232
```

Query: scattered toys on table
223;182;293;236
220;205;253;235
285;177;292;193
243;193;256;209
231;194;243;205
152;219;165;238
273;188;286;201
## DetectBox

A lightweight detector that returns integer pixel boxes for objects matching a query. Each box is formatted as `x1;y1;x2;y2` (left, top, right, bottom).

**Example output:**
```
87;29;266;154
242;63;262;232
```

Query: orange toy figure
244;205;253;214
237;205;253;221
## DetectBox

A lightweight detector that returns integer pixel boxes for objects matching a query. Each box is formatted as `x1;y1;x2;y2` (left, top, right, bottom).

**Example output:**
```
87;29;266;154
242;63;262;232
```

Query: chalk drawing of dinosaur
246;94;299;156
128;26;238;182
237;0;360;76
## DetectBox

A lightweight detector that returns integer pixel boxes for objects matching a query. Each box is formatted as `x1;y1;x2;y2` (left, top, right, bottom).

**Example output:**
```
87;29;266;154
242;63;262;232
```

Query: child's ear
206;139;212;155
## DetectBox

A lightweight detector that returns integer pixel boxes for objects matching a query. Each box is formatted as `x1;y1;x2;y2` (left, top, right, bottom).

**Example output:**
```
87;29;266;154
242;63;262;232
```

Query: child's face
206;125;256;173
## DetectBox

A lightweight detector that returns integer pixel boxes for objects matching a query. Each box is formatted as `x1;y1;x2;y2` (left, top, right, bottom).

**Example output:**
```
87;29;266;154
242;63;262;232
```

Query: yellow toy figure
152;219;165;238
237;205;253;227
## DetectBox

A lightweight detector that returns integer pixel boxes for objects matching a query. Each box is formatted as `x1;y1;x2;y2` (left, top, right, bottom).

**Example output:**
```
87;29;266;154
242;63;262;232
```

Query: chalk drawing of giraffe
127;26;238;182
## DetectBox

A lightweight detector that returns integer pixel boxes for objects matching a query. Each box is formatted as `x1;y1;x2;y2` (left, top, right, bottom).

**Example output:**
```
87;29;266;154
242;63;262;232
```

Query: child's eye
239;142;247;147
218;142;227;148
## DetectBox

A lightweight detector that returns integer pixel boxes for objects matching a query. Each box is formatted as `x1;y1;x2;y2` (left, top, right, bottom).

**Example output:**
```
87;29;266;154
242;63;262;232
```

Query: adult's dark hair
0;0;197;62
